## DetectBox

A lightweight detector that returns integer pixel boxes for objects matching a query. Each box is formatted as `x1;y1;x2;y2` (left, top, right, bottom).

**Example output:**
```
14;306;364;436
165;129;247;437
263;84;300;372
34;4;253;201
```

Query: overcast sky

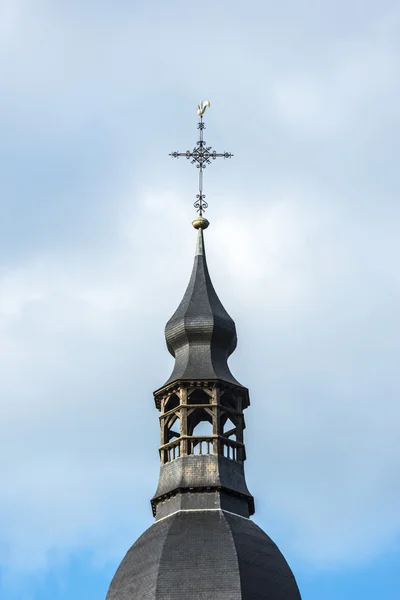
0;1;399;599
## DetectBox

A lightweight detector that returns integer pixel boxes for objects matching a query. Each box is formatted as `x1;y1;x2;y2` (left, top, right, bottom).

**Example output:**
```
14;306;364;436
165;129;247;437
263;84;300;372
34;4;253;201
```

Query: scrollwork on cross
169;101;233;216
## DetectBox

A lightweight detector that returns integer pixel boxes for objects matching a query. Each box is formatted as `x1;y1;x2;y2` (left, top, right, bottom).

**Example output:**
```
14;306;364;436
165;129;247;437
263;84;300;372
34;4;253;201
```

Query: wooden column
213;385;221;455
180;386;188;456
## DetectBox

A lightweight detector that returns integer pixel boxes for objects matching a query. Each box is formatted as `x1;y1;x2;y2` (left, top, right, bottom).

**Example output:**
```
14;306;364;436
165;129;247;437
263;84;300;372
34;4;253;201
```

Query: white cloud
1;182;399;574
0;0;399;586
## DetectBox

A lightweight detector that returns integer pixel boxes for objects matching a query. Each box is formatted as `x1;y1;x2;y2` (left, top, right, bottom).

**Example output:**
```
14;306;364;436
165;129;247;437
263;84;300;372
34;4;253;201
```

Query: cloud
0;0;399;587
1;180;399;575
215;190;400;566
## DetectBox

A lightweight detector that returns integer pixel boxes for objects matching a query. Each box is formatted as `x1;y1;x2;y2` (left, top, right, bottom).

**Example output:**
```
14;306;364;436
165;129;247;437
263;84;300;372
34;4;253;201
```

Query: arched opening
220;392;237;410
192;419;213;437
187;407;212;436
187;389;210;406
166;414;181;441
188;408;213;455
223;417;237;441
164;393;180;413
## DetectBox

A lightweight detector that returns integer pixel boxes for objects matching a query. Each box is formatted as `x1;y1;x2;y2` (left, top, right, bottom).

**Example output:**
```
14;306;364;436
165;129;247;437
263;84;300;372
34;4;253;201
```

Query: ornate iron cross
170;100;233;216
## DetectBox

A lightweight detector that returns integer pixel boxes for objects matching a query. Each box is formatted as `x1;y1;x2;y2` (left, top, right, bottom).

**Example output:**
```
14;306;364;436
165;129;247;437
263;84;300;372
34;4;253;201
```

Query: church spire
152;106;252;520
106;102;302;600
152;214;254;513
160;216;244;391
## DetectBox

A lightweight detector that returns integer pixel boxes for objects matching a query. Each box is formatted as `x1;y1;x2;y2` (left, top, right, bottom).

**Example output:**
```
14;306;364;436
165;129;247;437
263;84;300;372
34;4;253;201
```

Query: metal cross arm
169;101;233;216
169;148;233;165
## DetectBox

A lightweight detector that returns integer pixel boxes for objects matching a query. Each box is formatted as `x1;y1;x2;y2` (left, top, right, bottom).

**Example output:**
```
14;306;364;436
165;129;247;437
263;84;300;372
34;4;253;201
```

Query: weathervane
170;100;233;216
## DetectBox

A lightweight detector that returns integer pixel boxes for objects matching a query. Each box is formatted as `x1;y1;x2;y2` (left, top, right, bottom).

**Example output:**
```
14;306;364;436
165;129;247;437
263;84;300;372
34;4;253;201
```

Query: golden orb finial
192;217;210;230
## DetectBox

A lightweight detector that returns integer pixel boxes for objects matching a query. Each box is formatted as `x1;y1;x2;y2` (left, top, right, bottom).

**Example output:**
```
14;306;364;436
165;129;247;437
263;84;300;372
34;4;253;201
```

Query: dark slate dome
106;510;301;600
162;227;243;389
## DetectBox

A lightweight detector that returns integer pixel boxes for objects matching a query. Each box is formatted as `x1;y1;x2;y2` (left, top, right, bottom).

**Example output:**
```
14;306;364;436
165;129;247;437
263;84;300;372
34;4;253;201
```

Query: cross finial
170;101;233;217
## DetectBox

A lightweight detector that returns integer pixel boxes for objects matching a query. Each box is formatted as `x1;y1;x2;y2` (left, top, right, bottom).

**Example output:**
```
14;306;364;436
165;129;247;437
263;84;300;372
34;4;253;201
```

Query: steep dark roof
106;510;302;600
161;228;244;389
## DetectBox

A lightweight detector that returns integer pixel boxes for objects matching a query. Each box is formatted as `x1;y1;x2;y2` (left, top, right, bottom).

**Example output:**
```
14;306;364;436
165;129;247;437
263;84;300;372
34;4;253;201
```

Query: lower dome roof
106;510;301;600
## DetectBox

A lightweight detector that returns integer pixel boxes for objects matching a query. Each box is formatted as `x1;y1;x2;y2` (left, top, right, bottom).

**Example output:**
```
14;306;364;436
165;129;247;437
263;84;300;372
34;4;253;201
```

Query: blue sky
0;1;399;599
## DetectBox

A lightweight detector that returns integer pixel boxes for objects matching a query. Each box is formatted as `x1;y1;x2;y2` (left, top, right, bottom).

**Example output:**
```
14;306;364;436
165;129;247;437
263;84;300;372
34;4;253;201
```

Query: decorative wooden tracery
156;382;247;464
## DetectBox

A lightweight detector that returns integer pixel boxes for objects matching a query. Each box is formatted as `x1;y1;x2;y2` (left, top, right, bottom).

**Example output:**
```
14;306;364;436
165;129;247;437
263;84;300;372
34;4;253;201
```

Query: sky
0;0;399;598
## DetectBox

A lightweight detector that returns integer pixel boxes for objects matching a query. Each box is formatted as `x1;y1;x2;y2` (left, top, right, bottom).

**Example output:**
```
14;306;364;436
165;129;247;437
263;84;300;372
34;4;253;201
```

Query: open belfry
106;102;302;599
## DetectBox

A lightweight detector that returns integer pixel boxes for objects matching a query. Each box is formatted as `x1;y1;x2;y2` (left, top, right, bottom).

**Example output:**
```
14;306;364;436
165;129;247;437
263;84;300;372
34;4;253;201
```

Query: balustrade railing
222;438;240;461
189;437;214;456
161;435;243;463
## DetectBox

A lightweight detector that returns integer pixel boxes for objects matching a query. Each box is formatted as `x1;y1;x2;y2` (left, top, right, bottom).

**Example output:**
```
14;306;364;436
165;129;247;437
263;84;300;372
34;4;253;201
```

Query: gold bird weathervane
170;100;233;220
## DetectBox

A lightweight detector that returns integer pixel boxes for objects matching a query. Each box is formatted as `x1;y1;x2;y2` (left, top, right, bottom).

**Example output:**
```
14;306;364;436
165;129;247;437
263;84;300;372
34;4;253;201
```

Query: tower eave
153;378;250;411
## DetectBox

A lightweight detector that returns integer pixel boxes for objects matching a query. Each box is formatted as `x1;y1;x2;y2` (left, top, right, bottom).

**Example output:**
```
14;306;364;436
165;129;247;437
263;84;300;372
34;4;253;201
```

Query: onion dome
161;219;243;389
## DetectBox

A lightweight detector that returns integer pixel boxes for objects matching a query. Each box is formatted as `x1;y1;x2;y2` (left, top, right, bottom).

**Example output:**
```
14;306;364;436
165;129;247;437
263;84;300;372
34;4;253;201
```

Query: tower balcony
160;434;246;464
